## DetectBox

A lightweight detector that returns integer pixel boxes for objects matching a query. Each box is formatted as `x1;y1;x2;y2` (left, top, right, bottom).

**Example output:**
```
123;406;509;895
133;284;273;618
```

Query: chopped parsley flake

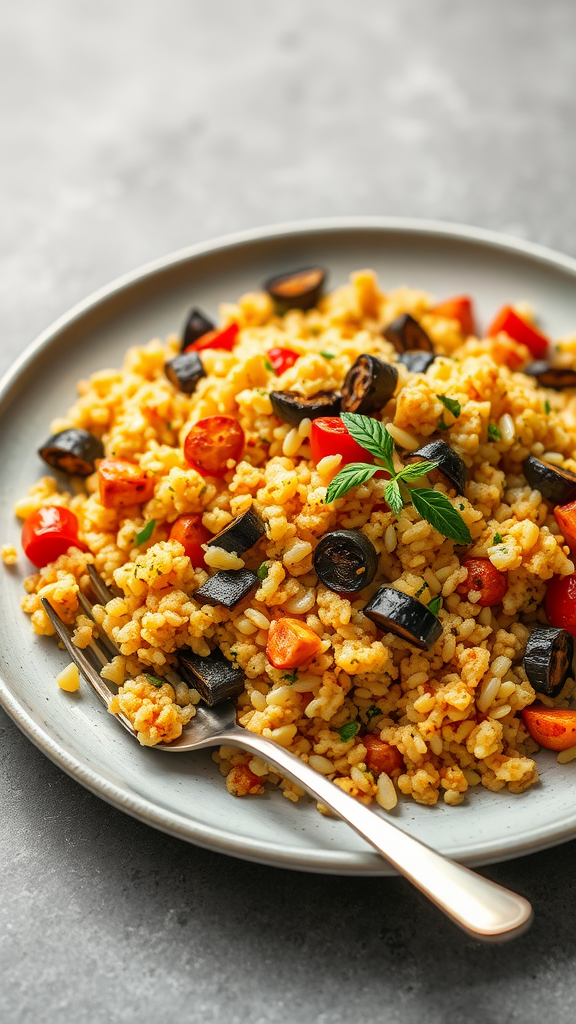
437;394;461;418
320;351;335;359
135;520;156;545
283;670;299;684
145;674;164;688
488;423;501;441
366;705;382;723
493;532;503;545
337;721;360;742
428;596;441;616
257;562;269;580
264;359;273;373
544;399;551;415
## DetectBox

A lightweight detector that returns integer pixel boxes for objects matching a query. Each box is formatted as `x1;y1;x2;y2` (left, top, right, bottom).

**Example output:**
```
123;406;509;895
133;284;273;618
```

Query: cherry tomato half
522;704;576;751
22;506;85;568
98;457;154;508
184;416;245;477
183;321;237;354
184;322;239;353
456;557;507;607
433;296;475;337
546;572;576;636
310;417;373;468
363;734;404;776
554;500;576;552
488;305;549;360
169;514;211;568
267;347;299;375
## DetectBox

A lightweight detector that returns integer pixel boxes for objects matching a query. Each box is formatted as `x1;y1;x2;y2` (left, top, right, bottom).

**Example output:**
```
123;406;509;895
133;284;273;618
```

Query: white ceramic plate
2;217;576;875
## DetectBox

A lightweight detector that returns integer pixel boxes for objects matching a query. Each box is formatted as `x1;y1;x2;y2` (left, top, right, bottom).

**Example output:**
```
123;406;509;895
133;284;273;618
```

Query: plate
2;216;576;875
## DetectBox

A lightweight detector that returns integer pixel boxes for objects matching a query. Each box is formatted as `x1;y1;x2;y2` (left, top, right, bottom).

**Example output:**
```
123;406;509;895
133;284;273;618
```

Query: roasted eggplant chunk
341;355;398;415
38;428;104;477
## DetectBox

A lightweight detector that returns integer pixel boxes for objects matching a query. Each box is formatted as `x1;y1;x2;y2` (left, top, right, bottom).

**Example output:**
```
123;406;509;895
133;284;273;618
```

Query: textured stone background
2;2;576;1021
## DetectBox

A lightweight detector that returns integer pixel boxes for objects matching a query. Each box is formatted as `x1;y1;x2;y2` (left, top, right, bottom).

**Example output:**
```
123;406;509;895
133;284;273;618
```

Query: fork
41;574;533;941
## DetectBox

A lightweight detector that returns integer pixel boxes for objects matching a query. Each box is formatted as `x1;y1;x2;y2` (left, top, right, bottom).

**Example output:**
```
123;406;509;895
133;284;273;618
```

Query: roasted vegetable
406;440;467;494
182;308;214;350
341;355;398;415
194;568;258;609
184;416;245;477
266;617;323;669
21;506;86;568
523;455;576;506
524;362;576;389
310;416;374;468
98;458;154;508
456;557;507;607
207;509;265;555
313;529;378;593
523;625;574;698
554;500;576;551
522;704;576;751
399;351;436;374
178;646;244;705
270;390;341;426
169;514;211;567
185;322;239;353
364;587;442;650
363;734;404;776
38;428;104;476
164;351;206;393
546;573;576;637
383;313;433;354
488;306;548;360
265;266;326;313
432;296;475;336
267;347;299;375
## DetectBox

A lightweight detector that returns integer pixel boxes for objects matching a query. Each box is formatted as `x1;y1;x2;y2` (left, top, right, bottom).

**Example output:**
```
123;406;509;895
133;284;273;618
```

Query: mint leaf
385;479;404;516
325;462;380;503
488;423;501;441
320;351;335;359
428;596;441;616
257;562;269;580
145;674;164;688
396;459;439;483
337;721;360;742
340;412;394;470
544;399;551;415
410;488;472;545
493;532;503;545
437;394;461;418
135;519;156;545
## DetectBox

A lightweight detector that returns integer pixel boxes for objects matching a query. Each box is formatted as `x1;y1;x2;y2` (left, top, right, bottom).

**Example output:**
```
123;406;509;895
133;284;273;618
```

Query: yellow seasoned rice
14;269;576;806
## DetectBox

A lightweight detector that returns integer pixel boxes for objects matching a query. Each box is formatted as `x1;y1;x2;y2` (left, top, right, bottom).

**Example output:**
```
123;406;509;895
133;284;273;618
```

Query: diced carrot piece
554;501;576;552
522;705;576;751
266;617;323;669
488;306;549;360
363;734;404;776
433;296;475;336
98;457;154;508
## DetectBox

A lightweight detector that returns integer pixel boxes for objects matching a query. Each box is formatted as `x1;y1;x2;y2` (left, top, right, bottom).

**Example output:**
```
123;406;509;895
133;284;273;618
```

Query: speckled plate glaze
2;217;576;875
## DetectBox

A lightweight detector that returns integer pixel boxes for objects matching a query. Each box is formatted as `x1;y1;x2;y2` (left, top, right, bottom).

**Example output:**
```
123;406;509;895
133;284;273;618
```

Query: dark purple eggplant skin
523;455;576;506
399;351;436;374
264;267;326;313
383;313;433;354
207;509;265;555
38;428;104;476
182;308;214;351
524;362;576;390
194;569;258;610
523;625;574;697
270;389;342;426
406;440;467;495
164;352;206;394
314;530;378;594
364;586;442;651
341;355;398;415
178;646;244;706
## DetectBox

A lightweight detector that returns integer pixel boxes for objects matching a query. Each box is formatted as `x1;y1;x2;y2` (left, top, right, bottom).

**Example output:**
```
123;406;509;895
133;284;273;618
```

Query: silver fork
41;577;532;941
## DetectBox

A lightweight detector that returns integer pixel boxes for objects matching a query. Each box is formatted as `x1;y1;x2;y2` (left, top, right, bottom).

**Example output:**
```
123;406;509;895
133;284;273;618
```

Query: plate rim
2;214;576;874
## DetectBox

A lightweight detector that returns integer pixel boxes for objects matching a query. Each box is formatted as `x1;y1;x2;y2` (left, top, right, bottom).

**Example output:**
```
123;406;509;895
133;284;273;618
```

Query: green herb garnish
493;532;503;545
437;394;461;419
135;520;156;545
488;423;501;441
166;421;172;430
257;562;269;580
544;399;551;415
366;705;382;723
414;581;427;597
320;351;335;359
428;596;441;617
145;674;164;688
437;418;450;431
283;670;299;684
325;413;471;545
337;721;360;742
264;359;273;373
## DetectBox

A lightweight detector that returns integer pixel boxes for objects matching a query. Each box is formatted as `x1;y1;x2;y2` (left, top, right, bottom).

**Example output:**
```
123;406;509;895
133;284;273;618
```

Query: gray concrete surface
2;1;576;1021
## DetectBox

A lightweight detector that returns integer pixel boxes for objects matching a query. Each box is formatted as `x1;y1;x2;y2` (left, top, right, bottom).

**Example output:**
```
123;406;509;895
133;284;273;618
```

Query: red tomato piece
184;322;239;353
545;572;576;636
98;458;154;508
488;306;549;360
554;501;576;552
456;557;507;607
363;734;404;776
310;417;373;468
266;347;300;375
184;416;245;477
21;506;86;568
522;704;576;751
169;514;211;568
266;617;323;669
433;296;475;336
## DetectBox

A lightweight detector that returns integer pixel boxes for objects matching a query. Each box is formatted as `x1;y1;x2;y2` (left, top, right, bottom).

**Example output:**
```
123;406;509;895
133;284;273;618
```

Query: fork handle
218;725;532;941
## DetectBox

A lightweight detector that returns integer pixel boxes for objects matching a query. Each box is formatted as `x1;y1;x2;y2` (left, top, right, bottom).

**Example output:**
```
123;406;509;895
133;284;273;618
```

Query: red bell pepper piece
184;322;239;353
488;306;549;360
433;296;475;336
